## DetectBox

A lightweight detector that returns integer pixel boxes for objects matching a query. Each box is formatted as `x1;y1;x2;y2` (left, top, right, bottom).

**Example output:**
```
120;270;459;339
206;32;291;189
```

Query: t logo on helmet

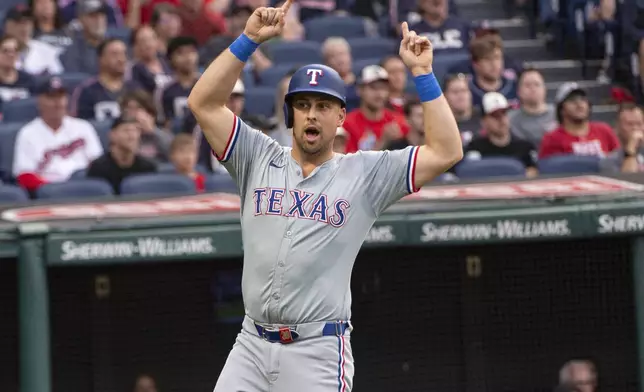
307;69;324;85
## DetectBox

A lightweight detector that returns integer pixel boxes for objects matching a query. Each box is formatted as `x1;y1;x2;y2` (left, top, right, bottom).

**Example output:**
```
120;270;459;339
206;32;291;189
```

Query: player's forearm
188;50;245;111
413;68;463;167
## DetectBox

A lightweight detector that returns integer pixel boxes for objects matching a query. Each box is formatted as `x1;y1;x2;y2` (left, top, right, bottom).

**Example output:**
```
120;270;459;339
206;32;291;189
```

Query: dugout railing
2;174;644;392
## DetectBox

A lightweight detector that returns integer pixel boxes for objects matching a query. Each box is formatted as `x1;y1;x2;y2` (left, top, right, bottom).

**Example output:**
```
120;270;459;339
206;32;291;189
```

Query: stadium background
0;0;643;390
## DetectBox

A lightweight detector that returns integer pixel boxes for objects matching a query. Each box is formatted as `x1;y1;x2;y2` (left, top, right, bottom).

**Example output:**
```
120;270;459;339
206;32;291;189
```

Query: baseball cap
481;92;510;115
232;79;245;95
77;0;108;15
35;76;67;95
555;82;587;105
4;5;32;22
359;65;389;85
166;36;199;59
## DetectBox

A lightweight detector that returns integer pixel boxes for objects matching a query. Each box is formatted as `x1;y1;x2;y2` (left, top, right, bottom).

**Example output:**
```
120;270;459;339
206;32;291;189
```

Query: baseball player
187;1;463;390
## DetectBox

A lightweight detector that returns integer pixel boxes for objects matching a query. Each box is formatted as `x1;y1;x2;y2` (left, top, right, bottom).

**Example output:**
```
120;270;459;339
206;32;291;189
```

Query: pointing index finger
401;22;409;37
281;0;293;13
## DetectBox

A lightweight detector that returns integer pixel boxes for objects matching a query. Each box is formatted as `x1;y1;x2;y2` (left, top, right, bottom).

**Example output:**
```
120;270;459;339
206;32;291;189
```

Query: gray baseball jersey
218;115;420;325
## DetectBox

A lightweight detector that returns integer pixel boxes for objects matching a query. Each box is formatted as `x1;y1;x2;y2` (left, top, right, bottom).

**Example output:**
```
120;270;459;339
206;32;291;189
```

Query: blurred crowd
0;0;643;200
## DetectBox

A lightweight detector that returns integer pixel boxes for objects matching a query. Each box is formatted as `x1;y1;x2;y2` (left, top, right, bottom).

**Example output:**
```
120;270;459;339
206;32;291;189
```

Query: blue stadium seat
3;98;38;123
106;26;132;42
205;174;238;194
304;16;367;42
432;52;471;81
269;41;322;64
70;169;87;179
258;64;297;87
90;119;112;150
455;157;527;179
0;122;24;181
347;37;398;60
157;163;208;174
0;185;29;203
537;155;601;175
244;87;276;117
61;72;93;92
120;173;197;196
36;179;114;200
352;58;383;75
242;68;255;89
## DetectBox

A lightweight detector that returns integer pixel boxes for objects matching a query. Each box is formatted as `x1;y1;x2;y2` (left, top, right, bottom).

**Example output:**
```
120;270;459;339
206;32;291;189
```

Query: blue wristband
229;34;259;63
414;72;442;102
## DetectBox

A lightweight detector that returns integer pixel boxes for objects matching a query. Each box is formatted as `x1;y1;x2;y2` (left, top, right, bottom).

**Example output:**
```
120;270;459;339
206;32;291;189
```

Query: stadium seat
60;72;93;92
90;119;112;150
347;37;397;60
258;64;297;87
537;155;601;175
431;52;471;81
205;174;238;194
268;41;322;64
3;98;38;123
304;16;367;42
455;157;527;179
0;185;29;203
120;173;197;196
352;58;383;75
70;169;87;179
0;122;24;181
157;163;209;174
244;87;276;117
36;179;114;200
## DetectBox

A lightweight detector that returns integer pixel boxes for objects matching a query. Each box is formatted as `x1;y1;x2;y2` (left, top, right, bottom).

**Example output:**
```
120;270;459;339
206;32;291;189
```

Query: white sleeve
12;125;39;176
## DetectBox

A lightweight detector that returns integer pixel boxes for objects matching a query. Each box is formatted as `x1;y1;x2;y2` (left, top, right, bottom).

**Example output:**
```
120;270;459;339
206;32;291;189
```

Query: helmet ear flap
283;101;293;128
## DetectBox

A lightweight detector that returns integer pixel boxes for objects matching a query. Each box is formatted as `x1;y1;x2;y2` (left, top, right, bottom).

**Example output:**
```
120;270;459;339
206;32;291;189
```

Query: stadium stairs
456;0;617;124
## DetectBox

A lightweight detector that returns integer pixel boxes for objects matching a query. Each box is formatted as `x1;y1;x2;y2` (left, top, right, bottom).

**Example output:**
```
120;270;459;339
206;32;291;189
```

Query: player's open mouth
304;127;320;142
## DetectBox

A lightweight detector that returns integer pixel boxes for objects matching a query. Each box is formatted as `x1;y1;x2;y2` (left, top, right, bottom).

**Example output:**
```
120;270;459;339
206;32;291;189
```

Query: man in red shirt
343;65;409;153
539;82;619;159
177;0;226;45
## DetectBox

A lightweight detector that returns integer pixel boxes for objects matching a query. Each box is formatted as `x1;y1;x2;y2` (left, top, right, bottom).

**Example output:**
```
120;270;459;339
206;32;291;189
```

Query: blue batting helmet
283;64;346;128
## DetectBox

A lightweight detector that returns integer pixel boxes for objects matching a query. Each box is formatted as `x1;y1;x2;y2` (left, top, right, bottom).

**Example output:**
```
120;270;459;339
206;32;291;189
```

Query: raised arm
398;22;464;189
186;0;292;159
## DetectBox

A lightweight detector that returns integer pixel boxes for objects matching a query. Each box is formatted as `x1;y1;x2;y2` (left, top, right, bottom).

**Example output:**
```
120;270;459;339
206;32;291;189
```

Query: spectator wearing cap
444;73;478;144
60;0;124;28
29;0;73;51
468;33;518;111
87;115;157;193
602;103;644;173
59;0;109;74
463;92;538;177
13;76;104;192
3;5;64;75
70;38;138;120
386;97;425;150
322;37;359;111
116;0;179;28
508;68;557;148
129;25;173;93
155;36;200;129
151;3;182;54
176;0;226;46
343;65;410;153
0;36;37;116
446;28;522;80
120;89;173;162
539;82;619;159
408;0;472;55
381;55;408;115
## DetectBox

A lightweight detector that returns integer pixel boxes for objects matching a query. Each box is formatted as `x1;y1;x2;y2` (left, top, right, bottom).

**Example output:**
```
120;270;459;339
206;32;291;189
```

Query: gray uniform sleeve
215;115;281;197
360;145;421;215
